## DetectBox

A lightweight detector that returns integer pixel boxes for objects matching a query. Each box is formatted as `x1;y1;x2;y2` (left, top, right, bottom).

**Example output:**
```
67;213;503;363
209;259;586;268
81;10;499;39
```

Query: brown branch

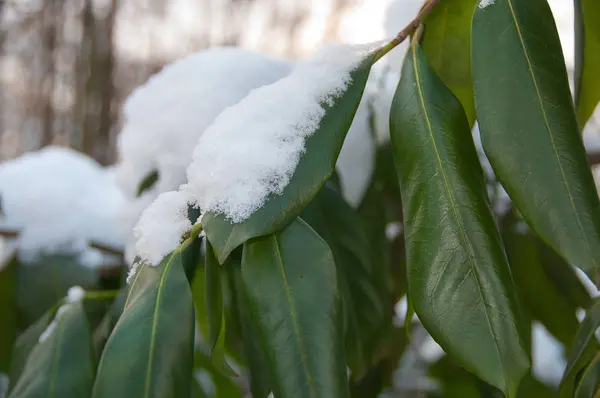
390;0;441;46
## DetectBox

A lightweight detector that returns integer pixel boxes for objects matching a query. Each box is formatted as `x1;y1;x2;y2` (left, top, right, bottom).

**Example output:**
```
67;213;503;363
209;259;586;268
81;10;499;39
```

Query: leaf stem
374;0;441;62
83;289;120;300
178;222;204;253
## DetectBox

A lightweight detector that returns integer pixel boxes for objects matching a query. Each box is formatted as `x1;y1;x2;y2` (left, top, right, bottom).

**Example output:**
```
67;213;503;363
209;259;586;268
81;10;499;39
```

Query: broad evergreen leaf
389;42;529;395
421;0;478;125
242;218;348;398
9;302;94;398
228;263;272;398
7;308;56;393
301;183;390;378
92;247;195;398
574;353;600;398
472;0;600;283
502;216;581;346
575;0;600;127
204;241;235;376
203;55;377;262
560;299;600;397
0;251;17;373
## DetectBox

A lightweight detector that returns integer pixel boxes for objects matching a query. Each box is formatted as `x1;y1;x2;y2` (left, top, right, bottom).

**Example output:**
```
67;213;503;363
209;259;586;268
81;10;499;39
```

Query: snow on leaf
187;42;381;223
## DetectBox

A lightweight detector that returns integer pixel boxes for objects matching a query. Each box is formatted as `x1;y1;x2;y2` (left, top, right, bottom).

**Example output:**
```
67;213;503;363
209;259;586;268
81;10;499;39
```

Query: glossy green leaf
301;183;389;378
7;308;56;393
228;263;271;398
502;217;580;346
575;352;600;398
9;302;94;398
92;248;195;398
575;0;600;127
389;42;529;395
203;54;377;263
0;251;17;372
516;374;558;398
560;299;600;397
421;0;478;125
204;241;235;376
242;218;348;398
193;349;242;398
472;0;600;283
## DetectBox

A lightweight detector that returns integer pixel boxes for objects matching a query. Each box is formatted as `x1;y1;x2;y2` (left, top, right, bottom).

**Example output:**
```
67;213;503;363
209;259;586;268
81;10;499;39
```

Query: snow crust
187;43;379;223
0;147;126;266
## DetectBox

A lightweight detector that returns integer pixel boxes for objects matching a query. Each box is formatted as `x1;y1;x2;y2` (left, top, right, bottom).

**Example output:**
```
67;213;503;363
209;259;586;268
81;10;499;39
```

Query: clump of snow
187;42;380;223
478;0;495;9
0;147;126;267
336;99;375;207
386;222;403;241
532;322;566;386
67;285;86;302
133;190;193;266
114;47;292;199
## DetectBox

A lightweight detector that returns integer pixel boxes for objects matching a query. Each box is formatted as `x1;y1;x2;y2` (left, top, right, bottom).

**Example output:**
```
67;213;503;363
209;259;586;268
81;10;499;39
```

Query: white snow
386;222;403;241
336;99;375;207
187;42;380;223
67;285;86;302
133;189;193;266
114;47;292;199
532;322;566;386
0;147;126;267
478;0;495;9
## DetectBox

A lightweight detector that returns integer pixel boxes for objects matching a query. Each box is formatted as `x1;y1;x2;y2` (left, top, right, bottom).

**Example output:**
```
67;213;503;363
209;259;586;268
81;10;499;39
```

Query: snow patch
532;322;566;386
0;147;126;267
187;42;379;223
67;285;85;302
39;304;72;343
478;0;495;9
133;190;193;266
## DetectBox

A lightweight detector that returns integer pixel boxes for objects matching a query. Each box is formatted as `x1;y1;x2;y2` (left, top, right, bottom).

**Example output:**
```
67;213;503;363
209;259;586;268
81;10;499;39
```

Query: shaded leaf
560;299;600;397
301;183;390;378
242;218;348;398
421;0;478;125
575;0;600;127
472;0;600;283
575;352;600;398
7;308;56;393
0;251;17;373
92;247;195;398
137;169;159;197
389;41;529;395
9;302;94;398
203;54;377;262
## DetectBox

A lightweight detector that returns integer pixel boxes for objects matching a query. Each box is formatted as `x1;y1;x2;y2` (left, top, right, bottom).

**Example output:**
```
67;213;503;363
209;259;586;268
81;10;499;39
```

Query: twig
374;0;441;61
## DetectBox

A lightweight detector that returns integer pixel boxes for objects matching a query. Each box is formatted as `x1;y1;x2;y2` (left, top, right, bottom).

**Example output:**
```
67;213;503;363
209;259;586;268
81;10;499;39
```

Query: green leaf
203;54;377;263
389;42;529;395
516;374;558;398
204;241;235;376
472;0;600;283
228;263;272;398
0;251;17;373
91;248;195;398
575;352;600;398
502;216;581;347
575;0;600;127
421;0;478;125
560;299;600;397
7;308;56;393
242;218;348;398
9;302;94;398
300;183;390;378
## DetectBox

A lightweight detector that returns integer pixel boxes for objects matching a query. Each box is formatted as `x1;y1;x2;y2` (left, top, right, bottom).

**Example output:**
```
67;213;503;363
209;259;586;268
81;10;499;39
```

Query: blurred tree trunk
40;0;59;147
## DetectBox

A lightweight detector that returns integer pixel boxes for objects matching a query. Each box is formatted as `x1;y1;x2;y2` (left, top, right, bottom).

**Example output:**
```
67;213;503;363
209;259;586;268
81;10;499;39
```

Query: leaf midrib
411;43;508;389
48;308;67;398
272;235;317;398
505;0;597;272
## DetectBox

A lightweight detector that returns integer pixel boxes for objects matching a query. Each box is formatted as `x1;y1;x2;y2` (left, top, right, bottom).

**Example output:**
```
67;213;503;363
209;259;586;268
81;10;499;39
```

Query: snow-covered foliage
0;147;126;267
187;43;379;223
133;190;193;266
